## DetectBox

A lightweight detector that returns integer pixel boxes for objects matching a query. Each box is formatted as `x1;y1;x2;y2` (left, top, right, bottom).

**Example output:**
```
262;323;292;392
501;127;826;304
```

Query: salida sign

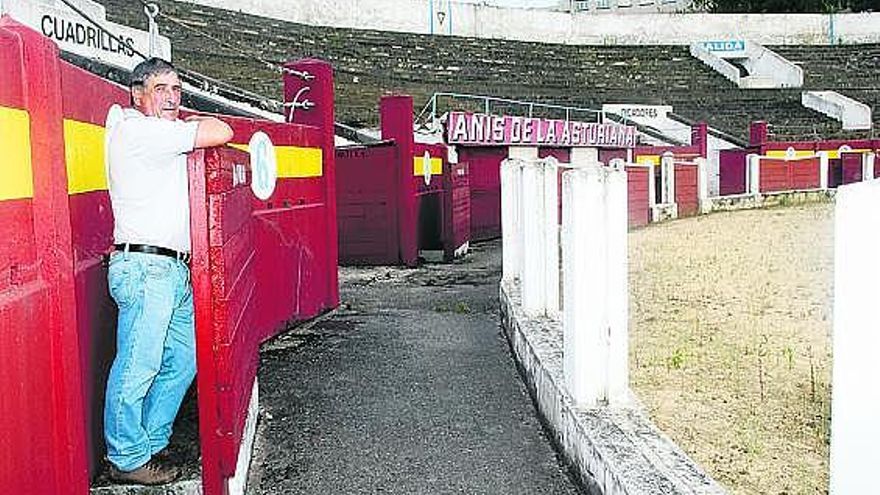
445;111;636;149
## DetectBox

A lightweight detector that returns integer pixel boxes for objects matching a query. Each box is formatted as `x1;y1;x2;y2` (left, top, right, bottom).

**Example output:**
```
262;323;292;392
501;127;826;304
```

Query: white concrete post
563;166;607;407
509;146;538;160
500;159;519;283
863;152;875;182
648;163;657;208
570;147;599;167
661;154;675;204
747;153;761;195
605;167;629;405
818;151;830;189
829;179;880;494
696;157;710;214
521;161;545;316
515;159;526;282
542;157;560;316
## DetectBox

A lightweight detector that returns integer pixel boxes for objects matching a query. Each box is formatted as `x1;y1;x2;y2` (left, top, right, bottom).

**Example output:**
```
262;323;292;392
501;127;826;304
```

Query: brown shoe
108;458;180;486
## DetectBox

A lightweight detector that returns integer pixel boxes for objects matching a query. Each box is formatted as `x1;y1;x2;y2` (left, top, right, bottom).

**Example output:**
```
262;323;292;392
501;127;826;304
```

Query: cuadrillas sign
1;0;172;70
445;111;637;149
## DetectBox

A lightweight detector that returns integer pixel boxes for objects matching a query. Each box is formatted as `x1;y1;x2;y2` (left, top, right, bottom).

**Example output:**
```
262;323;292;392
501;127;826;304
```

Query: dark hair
130;57;177;89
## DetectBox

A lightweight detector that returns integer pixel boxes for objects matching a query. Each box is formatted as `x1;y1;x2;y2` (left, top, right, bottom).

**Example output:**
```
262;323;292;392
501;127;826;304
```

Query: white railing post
697;157;710;214
521;161;545;316
819;151;830;189
501;159;519;283
661;153;675;204
605;166;629;405
515;159;526;283
571;147;599;167
747;153;761;195
863;152;875;182
563;165;607;407
542;157;560;316
830;180;880;494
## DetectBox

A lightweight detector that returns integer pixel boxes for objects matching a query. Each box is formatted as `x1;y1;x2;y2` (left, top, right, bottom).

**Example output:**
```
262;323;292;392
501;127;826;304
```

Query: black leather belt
114;243;191;264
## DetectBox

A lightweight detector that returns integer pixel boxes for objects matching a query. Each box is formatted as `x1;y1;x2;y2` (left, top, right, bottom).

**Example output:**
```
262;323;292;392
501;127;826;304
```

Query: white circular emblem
422;151;432;186
249;131;277;200
785;146;797;160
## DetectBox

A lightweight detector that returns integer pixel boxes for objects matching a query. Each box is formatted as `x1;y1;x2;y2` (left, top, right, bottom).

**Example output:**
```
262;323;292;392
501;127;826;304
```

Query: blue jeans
104;251;196;471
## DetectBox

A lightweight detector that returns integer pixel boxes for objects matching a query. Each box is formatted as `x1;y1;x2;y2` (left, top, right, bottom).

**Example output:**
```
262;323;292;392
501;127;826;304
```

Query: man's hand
188;115;234;148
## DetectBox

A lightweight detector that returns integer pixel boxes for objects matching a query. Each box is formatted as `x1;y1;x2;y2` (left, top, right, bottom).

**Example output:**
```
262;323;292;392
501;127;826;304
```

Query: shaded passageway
247;240;581;494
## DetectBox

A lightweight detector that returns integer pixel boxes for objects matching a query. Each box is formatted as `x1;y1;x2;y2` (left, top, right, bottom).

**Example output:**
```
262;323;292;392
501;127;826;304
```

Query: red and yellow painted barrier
0;17;339;495
0;16;89;493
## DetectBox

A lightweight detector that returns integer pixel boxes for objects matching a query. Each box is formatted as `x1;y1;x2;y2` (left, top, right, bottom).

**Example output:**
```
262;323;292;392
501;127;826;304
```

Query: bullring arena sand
628;202;833;495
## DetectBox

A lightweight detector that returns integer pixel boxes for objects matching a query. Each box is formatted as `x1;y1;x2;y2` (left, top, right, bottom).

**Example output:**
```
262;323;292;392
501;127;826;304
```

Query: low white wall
184;0;880;45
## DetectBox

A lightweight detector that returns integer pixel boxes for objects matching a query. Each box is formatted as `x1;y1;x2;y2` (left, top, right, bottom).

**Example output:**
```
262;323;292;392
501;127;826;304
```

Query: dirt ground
628;203;834;495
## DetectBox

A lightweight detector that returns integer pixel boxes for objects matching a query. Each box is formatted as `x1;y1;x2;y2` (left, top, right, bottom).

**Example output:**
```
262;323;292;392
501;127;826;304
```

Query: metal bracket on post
284;86;315;123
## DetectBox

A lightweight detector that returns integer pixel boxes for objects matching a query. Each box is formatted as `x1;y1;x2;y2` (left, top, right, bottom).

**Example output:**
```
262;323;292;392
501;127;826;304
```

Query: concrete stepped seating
771;44;880;129
97;0;872;140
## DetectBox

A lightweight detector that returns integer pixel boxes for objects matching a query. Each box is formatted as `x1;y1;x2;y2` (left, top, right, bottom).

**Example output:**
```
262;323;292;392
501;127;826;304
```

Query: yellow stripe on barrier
230;144;324;178
767;149;870;160
64;119;107;194
0;107;34;201
412;157;443;176
636;155;659;166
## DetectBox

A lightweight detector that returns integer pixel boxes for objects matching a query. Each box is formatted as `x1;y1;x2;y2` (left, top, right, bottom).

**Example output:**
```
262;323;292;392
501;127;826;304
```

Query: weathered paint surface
336;143;401;265
458;146;507;241
675;163;700;217
0;17;89;493
59;59;129;479
0;19;339;494
759;157;821;193
625;166;651;228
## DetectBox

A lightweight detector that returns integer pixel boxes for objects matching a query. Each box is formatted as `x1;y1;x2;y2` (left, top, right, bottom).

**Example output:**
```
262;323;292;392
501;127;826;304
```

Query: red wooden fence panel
841;153;863;185
759;157;820;193
59;60;129;479
674;163;699;217
789;157;821;190
0;17;89;493
458;146;506;241
444;162;471;260
719;149;749;196
625;166;651;227
189;147;261;495
336;143;400;265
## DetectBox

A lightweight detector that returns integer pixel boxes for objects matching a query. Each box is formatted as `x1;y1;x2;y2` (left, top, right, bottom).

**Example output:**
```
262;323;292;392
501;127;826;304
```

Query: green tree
693;0;878;11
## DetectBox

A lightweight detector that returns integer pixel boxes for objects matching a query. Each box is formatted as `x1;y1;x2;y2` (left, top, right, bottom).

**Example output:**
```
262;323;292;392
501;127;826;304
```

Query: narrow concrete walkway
247;240;581;494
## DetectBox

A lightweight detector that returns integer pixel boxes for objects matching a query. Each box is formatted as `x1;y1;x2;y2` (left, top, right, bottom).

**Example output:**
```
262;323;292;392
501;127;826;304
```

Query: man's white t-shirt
107;109;199;254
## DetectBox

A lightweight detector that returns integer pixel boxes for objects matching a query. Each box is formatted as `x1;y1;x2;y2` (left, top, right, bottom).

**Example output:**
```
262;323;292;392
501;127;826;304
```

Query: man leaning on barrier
103;57;233;486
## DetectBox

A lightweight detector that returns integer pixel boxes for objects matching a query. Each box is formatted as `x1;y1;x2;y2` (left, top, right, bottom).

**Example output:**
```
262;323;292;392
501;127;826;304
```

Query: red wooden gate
444;162;471;259
459;146;506;241
674;162;699;217
336;143;400;264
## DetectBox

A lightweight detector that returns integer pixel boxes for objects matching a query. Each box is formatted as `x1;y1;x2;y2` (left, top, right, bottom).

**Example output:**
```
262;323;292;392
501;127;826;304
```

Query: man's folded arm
189;116;234;149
